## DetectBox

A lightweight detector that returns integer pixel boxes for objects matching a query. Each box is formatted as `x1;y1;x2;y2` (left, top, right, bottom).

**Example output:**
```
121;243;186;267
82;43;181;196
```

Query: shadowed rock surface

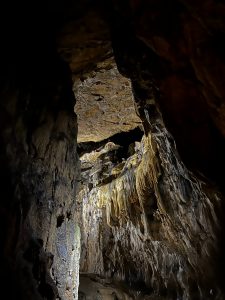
1;0;225;299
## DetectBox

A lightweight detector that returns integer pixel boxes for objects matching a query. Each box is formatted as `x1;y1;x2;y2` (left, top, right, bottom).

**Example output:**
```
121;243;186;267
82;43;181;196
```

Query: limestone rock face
71;3;225;297
58;7;141;144
78;104;223;299
57;10;111;75
0;55;81;300
73;58;141;142
108;0;225;185
58;1;225;297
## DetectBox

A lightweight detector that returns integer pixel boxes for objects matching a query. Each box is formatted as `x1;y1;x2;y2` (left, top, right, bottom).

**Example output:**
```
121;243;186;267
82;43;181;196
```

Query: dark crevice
56;215;64;228
66;211;72;220
77;126;143;157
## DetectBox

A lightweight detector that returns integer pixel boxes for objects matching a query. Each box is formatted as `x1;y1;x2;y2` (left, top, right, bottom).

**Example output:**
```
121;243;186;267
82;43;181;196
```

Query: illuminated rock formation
78;103;223;299
1;1;225;299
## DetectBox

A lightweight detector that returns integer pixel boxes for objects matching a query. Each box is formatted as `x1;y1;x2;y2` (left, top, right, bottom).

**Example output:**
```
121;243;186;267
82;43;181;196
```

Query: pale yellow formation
92;134;161;228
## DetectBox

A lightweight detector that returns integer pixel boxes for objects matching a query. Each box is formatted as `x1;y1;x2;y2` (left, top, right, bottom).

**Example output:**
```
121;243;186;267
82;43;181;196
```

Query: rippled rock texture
0;1;96;299
0;49;81;300
78;104;223;299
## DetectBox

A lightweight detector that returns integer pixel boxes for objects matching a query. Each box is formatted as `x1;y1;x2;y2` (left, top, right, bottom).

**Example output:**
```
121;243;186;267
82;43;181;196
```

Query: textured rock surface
57;10;111;75
75;2;225;297
78;106;223;299
79;274;137;300
1;0;225;299
0;6;81;295
0;59;81;299
74;57;141;142
58;6;142;143
108;0;225;185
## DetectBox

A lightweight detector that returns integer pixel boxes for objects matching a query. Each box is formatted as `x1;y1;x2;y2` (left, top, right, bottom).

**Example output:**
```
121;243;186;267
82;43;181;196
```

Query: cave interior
1;0;225;299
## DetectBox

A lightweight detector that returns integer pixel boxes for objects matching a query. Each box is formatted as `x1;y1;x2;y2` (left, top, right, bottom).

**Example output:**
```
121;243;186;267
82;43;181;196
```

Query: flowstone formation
78;100;223;300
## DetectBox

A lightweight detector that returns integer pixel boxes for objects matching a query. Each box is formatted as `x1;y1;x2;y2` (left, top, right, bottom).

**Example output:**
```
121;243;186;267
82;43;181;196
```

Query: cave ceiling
57;9;142;143
56;0;225;185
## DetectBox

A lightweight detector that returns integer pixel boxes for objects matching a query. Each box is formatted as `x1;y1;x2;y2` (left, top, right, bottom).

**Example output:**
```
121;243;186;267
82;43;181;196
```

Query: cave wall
76;1;225;298
0;55;81;300
78;108;223;299
1;0;225;299
0;1;81;299
108;0;225;185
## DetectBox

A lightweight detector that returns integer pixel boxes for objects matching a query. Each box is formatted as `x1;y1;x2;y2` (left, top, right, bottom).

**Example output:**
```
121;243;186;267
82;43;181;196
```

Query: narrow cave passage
74;62;146;298
1;0;225;300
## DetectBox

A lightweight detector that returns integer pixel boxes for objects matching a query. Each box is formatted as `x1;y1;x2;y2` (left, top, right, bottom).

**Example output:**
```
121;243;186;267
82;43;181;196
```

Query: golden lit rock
74;58;142;143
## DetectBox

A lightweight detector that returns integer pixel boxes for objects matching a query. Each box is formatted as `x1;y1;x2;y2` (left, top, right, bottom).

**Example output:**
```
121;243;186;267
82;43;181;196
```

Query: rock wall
78;104;223;299
76;2;225;298
0;2;81;299
108;0;225;186
73;58;141;143
0;56;81;299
